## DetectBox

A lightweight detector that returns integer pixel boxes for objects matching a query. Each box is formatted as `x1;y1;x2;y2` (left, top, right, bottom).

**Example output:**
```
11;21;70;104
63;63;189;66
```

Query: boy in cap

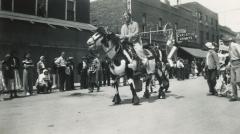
205;42;220;96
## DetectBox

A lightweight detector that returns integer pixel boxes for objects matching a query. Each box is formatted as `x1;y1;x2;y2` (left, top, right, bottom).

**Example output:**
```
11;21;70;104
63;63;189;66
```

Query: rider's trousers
133;42;147;65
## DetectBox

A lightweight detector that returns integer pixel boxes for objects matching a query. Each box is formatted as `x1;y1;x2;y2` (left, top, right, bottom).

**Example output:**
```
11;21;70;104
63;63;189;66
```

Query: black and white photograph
0;0;240;134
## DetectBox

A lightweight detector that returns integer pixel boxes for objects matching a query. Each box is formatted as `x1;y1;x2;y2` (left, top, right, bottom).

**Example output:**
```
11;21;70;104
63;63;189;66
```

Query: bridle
89;33;102;48
90;31;120;59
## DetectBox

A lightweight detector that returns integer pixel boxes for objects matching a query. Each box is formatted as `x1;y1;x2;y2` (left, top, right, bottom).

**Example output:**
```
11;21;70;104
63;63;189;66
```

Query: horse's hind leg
150;75;156;93
112;77;121;104
143;75;151;99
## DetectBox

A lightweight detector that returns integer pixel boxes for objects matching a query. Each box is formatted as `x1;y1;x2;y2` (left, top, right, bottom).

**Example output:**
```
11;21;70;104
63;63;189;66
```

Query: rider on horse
118;11;148;69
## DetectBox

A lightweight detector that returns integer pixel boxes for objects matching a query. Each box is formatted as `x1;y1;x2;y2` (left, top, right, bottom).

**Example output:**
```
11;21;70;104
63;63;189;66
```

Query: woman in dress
0;60;7;100
22;52;34;96
11;51;22;94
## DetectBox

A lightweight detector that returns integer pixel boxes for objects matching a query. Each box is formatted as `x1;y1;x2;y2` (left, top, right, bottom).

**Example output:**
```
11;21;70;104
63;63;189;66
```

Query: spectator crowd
0;51;112;100
0;35;239;102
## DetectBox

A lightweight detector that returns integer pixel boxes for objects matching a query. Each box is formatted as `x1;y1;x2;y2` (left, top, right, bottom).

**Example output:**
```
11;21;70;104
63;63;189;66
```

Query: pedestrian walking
222;36;240;101
88;55;100;93
55;52;67;91
22;52;34;96
205;42;220;96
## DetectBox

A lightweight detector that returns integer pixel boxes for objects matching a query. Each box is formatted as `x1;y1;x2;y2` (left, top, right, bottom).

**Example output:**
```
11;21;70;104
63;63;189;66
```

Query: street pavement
0;77;240;134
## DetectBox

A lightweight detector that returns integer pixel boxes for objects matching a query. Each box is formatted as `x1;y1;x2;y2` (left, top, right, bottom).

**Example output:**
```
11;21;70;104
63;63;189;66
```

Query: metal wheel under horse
87;23;176;105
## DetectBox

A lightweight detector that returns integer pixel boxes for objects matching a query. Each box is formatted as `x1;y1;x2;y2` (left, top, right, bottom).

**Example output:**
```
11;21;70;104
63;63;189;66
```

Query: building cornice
0;11;96;31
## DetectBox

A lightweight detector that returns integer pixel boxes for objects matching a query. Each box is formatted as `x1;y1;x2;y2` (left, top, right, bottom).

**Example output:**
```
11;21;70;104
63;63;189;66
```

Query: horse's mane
96;27;121;51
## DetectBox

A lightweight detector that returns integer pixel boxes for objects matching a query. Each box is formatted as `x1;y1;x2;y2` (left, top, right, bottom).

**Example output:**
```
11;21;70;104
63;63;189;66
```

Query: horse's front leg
150;74;156;93
128;78;140;105
112;77;121;104
156;69;166;99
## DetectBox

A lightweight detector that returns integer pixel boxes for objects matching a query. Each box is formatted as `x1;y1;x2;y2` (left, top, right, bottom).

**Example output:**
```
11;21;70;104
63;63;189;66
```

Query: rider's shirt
121;21;139;42
229;42;240;67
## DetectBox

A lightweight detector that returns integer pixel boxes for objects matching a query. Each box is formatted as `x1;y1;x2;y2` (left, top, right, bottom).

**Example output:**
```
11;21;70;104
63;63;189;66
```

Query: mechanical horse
87;27;168;105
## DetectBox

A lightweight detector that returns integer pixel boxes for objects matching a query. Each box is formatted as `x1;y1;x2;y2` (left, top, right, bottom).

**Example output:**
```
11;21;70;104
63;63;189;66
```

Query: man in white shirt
222;37;240;101
205;42;220;96
55;52;67;91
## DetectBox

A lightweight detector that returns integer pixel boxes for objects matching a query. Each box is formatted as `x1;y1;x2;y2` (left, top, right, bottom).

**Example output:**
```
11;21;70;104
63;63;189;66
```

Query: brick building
0;0;95;66
0;0;96;81
178;2;219;47
91;0;217;61
91;0;196;46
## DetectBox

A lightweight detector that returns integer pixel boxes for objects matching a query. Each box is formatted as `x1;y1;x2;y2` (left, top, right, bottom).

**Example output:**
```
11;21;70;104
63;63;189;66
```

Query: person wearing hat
205;42;220;96
222;36;240;101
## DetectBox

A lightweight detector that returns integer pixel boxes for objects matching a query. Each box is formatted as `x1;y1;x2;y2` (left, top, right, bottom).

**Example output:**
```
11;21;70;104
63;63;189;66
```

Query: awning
180;47;208;58
0;11;97;31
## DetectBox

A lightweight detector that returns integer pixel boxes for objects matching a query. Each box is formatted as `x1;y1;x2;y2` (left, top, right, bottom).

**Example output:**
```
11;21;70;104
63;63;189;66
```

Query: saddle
143;45;159;60
122;40;145;74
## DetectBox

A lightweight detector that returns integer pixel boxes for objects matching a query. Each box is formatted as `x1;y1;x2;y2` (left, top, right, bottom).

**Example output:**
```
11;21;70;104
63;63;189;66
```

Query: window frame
65;0;76;21
35;0;48;17
158;18;163;30
1;0;14;12
142;13;146;32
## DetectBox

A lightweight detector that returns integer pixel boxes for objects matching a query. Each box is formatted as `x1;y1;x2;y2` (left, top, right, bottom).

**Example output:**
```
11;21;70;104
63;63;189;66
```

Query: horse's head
87;27;121;58
87;27;109;50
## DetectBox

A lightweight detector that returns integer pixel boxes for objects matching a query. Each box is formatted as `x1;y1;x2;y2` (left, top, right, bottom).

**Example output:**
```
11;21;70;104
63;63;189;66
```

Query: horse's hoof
158;91;166;99
112;94;121;104
133;95;140;105
143;91;150;99
162;92;166;99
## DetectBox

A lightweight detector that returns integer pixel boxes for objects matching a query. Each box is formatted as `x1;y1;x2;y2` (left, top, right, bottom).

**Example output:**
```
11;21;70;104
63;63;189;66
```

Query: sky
174;0;240;32
90;0;240;32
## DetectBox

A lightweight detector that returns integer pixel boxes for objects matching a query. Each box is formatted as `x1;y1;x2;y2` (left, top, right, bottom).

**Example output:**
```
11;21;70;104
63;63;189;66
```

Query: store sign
177;33;195;41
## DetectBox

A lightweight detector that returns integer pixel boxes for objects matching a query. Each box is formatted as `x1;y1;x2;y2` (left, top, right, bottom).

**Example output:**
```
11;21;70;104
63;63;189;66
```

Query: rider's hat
221;36;233;42
205;42;215;49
